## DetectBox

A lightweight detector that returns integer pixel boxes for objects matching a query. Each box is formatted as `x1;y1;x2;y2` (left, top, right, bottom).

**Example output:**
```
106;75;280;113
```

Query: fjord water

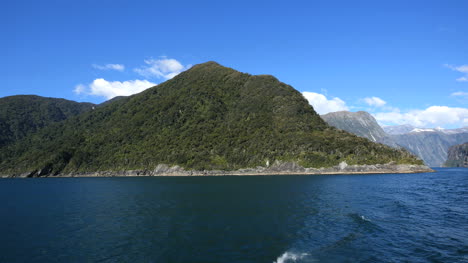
0;169;466;262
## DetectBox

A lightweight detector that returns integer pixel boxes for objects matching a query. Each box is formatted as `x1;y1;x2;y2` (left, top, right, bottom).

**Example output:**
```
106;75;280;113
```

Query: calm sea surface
0;168;466;263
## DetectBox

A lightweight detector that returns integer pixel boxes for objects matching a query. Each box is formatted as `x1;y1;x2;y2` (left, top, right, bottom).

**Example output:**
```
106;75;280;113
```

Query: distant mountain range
382;124;415;135
388;126;468;167
322;111;468;167
0;62;424;177
384;125;468;135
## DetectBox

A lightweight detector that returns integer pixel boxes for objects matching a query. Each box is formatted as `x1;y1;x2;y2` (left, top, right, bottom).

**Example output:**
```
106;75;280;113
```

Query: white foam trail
361;215;371;222
274;251;309;263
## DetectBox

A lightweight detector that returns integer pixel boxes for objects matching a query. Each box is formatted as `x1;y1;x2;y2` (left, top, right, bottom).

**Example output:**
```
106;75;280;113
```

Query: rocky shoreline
1;161;434;178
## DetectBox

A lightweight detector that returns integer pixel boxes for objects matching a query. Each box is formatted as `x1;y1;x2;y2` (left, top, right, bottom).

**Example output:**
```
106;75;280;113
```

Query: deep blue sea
0;168;467;263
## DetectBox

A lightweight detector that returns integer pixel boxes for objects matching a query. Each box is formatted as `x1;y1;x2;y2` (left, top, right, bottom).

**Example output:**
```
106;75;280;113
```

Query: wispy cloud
444;64;468;82
302;92;349;114
363;96;386;107
451;91;468;97
92;63;125;71
74;78;156;99
436;26;456;33
134;58;191;79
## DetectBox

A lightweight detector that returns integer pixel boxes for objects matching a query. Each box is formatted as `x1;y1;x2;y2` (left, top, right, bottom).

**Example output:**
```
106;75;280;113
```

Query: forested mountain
0;62;421;176
0;95;94;148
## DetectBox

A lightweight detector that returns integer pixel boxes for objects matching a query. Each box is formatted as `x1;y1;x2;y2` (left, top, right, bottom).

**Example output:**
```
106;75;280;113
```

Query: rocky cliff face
445;142;468;167
321;111;387;142
1;161;433;178
321;111;400;148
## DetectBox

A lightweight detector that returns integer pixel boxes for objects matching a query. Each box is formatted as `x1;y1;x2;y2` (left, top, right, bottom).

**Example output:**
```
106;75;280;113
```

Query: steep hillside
445;142;468;167
0;62;422;176
0;95;94;148
321;111;389;143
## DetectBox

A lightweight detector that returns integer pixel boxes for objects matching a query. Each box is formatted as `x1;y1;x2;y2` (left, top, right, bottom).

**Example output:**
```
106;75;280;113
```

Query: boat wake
273;251;310;263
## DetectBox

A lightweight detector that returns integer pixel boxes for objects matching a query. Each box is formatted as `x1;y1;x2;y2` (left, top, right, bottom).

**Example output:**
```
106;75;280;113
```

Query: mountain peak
183;62;281;83
188;61;227;71
173;61;240;81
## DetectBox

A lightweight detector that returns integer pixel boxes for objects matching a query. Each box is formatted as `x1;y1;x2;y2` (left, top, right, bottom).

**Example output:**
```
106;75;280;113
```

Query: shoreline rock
1;161;434;178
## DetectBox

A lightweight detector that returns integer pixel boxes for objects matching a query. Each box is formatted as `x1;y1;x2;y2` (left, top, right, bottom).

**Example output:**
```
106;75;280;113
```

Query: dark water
0;168;467;263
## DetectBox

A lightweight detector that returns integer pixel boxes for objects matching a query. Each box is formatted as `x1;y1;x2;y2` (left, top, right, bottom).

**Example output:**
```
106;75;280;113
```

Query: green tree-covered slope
0;95;94;148
0;62;422;175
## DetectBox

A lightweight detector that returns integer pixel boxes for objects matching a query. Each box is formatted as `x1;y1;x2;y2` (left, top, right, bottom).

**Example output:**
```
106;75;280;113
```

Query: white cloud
454;65;468;73
363;96;386;107
444;64;468;82
444;64;468;73
92;63;125;71
302;92;349;114
451;91;468;97
74;78;156;99
373;106;468;128
73;84;86;95
134;58;190;79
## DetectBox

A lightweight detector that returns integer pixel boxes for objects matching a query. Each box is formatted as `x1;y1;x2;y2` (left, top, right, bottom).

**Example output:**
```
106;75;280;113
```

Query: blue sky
2;0;467;128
